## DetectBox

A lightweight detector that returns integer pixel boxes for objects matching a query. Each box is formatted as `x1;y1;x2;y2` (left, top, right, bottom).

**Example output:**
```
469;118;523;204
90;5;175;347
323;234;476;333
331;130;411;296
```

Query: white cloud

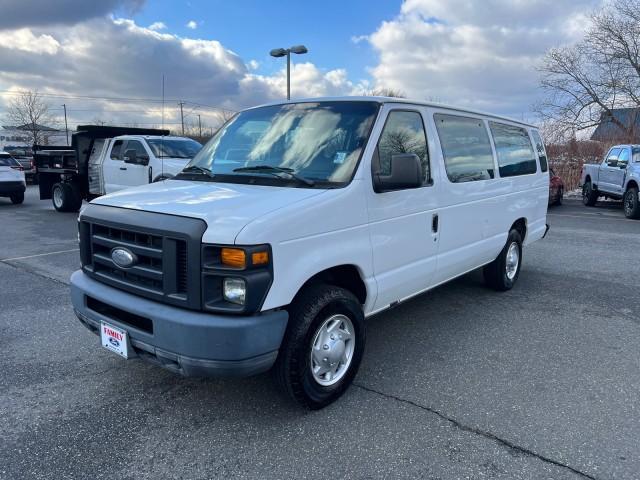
0;18;359;130
186;20;198;30
148;21;166;31
366;0;603;116
0;28;60;54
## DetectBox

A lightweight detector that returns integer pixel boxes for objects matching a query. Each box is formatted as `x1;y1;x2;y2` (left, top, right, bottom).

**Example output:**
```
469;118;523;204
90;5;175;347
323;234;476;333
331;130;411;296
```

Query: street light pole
270;45;308;101
286;51;291;100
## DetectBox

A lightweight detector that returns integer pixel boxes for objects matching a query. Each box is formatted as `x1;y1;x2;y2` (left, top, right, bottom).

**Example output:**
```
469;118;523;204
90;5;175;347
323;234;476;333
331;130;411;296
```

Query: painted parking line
1;248;79;262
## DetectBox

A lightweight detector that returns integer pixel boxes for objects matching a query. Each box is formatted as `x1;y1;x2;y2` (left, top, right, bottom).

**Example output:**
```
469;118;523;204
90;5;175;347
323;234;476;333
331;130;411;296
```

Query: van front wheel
274;284;365;410
484;229;522;291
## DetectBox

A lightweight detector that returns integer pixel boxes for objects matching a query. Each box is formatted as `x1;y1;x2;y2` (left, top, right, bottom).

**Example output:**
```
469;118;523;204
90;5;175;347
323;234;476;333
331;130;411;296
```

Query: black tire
52;182;83;212
484;229;523;291
10;192;24;204
623;186;640;219
273;284;365;410
582;180;598;206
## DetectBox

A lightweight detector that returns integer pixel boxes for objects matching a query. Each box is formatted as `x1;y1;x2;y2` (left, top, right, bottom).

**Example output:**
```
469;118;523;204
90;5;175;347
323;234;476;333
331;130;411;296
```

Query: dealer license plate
100;322;129;359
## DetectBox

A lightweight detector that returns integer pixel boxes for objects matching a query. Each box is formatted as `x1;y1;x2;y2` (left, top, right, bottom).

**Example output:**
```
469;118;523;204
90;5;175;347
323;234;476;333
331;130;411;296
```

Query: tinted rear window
489;122;537;177
434;113;495;183
530;130;548;172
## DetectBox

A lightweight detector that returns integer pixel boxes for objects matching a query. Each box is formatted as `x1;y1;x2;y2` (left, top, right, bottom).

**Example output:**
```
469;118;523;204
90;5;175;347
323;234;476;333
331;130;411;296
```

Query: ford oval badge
111;247;137;268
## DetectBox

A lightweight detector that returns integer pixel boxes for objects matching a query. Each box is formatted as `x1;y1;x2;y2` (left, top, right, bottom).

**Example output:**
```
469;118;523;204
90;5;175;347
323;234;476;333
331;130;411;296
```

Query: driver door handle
432;214;439;233
119;167;127;171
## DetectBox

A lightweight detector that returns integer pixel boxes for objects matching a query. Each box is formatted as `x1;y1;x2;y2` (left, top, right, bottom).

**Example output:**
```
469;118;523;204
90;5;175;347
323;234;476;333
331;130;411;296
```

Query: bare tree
536;0;640;140
365;87;406;98
5;90;54;145
213;109;236;127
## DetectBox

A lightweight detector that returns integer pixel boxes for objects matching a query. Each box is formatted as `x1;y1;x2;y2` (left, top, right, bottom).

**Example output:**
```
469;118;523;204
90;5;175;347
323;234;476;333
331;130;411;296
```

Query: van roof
250;96;538;129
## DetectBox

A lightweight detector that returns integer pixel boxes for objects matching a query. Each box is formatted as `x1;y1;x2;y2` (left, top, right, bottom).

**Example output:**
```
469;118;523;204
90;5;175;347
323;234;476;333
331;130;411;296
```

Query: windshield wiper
232;165;315;186
180;165;216;178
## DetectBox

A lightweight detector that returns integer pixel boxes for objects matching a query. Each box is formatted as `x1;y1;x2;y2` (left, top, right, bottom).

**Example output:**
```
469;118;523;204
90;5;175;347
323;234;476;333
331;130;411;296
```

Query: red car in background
549;168;564;206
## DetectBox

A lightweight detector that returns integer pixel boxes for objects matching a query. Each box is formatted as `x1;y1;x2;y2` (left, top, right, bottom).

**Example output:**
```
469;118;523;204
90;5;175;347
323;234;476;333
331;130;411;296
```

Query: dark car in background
549;168;564;206
3;146;35;183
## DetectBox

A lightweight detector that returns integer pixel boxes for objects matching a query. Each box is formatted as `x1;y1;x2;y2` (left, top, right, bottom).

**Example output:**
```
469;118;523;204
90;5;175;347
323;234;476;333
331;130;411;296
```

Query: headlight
201;244;273;314
223;278;246;305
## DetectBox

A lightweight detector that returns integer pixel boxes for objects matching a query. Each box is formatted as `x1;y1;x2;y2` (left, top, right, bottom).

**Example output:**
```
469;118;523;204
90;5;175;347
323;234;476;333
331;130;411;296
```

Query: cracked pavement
1;187;639;479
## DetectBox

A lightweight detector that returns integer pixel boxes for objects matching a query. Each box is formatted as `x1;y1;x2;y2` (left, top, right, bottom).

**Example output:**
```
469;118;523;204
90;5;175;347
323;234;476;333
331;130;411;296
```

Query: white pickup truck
581;144;640;218
35;125;202;212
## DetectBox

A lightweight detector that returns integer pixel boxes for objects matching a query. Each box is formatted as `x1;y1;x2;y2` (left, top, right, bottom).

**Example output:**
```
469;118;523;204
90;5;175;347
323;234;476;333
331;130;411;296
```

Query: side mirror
124;149;137;164
607;159;618;167
124;149;149;165
619;163;628;169
374;153;423;192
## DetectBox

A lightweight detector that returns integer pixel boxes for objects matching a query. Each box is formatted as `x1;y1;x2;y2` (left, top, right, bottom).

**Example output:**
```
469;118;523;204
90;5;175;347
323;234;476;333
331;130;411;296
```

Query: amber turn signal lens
221;248;246;268
251;251;269;265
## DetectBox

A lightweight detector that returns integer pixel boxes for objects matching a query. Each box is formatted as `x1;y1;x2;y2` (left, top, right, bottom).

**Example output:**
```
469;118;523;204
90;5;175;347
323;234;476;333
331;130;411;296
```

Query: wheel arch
510;218;527;243
292;264;368;306
626;179;639;191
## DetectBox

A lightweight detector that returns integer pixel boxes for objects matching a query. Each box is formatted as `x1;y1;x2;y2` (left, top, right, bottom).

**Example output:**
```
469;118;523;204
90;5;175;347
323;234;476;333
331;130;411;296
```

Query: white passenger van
71;97;549;408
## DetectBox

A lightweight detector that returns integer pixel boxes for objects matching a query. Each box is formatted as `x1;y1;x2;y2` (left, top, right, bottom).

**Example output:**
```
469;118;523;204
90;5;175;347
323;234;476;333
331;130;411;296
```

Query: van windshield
182;101;379;187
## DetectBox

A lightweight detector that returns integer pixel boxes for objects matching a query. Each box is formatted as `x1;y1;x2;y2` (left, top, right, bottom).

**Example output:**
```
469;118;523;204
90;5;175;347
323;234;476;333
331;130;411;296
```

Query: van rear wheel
273;284;365;410
484;229;522;291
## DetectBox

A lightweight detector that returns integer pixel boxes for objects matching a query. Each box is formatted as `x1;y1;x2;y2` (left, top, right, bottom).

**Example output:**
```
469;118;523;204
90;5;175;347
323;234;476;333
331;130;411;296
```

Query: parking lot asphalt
1;186;639;480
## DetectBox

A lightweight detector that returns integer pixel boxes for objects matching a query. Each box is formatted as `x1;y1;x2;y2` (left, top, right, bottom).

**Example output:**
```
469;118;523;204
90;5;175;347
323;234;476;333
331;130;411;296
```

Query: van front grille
78;205;206;311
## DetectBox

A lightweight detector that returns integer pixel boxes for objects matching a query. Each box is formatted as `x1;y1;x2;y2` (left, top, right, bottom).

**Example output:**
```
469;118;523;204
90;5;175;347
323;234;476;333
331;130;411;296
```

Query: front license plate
100;322;129;359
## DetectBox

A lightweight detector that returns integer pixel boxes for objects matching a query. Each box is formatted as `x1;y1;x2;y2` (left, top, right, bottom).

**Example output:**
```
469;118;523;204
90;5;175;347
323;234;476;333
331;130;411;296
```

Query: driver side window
125;140;148;159
617;148;630;167
376;110;430;185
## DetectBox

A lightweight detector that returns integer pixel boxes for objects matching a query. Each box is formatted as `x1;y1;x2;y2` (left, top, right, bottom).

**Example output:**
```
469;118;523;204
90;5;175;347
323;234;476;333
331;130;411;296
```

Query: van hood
91;179;327;244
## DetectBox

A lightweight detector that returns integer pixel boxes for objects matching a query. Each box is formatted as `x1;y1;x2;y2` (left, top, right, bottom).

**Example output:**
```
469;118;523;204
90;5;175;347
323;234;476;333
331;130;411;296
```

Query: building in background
0;124;67;151
591;108;640;143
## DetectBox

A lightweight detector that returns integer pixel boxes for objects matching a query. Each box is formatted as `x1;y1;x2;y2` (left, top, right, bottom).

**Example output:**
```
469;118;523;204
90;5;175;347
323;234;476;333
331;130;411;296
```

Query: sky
0;0;604;133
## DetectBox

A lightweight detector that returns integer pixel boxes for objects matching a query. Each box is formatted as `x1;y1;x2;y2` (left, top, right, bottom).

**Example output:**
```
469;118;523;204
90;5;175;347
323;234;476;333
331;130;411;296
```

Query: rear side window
530;130;548;172
110;140;124;160
434;113;495;183
489;122;537;177
377;110;430;185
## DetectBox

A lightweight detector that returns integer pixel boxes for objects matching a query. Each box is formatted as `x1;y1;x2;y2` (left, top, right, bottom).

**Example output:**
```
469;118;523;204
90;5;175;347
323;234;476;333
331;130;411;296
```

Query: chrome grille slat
92;253;163;281
92;234;163;258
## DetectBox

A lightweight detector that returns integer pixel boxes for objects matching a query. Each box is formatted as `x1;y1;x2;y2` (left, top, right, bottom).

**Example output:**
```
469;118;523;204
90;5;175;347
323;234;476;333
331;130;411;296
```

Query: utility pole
198;114;202;138
62;103;69;146
179;101;185;135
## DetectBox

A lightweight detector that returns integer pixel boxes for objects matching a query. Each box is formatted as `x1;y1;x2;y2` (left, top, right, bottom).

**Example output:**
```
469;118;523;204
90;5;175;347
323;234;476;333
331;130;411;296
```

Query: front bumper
0;181;26;195
70;270;288;377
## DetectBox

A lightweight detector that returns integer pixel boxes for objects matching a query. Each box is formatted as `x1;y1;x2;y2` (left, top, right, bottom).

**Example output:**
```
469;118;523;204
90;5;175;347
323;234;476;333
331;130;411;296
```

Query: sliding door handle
432;213;439;233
